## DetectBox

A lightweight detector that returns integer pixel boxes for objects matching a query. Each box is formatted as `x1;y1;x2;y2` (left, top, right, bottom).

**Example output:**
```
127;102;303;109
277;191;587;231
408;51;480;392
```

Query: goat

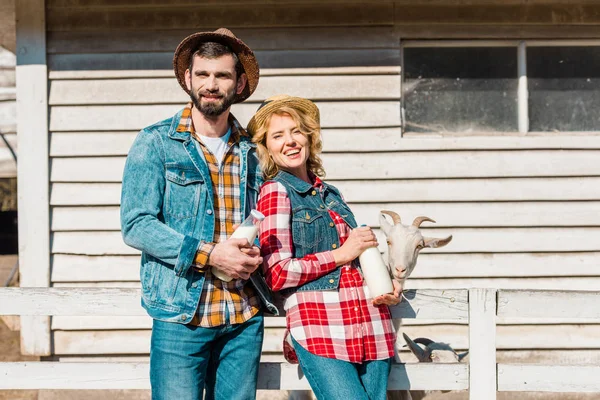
392;333;467;400
379;210;452;400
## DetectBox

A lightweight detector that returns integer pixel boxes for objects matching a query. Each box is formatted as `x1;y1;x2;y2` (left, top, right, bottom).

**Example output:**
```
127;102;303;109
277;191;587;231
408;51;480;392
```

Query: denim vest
273;171;358;293
120;109;277;323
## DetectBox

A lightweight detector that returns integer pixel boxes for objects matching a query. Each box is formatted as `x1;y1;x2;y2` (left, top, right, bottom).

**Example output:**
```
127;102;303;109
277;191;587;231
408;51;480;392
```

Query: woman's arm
257;181;338;291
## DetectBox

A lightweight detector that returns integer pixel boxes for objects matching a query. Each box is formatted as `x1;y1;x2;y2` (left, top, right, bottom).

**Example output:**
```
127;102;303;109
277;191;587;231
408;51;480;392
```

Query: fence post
469;288;497;400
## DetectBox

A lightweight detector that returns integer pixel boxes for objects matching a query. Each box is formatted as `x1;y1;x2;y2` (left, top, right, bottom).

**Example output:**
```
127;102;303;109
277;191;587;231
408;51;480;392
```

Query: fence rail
1;287;599;397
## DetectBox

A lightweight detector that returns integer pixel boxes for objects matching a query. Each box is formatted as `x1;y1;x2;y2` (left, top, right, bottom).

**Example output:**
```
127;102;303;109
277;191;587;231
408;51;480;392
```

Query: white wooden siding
41;0;600;361
0;46;16;178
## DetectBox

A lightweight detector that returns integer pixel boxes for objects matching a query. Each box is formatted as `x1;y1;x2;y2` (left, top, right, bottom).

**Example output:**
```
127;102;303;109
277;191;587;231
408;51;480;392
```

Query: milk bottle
212;209;266;282
358;228;394;298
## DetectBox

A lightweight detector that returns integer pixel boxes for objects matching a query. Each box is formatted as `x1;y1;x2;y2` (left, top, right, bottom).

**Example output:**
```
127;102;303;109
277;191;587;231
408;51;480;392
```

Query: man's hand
208;238;262;280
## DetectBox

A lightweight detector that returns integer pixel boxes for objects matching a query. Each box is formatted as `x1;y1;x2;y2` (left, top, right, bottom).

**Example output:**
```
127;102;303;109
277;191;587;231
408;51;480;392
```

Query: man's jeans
150;312;264;400
292;336;392;400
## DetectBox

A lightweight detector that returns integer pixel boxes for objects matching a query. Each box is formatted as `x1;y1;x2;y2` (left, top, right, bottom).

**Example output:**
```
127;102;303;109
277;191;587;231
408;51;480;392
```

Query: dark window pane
404;47;518;133
528;47;600;132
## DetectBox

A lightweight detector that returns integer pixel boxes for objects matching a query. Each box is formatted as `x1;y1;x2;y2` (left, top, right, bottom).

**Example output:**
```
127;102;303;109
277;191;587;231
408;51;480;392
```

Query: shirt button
206;209;213;215
192;282;198;288
329;279;335;283
181;315;188;321
354;307;359;312
320;205;325;209
311;190;317;196
346;266;350;271
329;222;334;227
332;244;337;249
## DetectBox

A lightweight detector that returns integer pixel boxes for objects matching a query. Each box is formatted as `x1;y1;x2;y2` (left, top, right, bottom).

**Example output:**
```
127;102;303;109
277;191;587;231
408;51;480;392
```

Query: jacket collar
275;170;316;194
167;105;254;148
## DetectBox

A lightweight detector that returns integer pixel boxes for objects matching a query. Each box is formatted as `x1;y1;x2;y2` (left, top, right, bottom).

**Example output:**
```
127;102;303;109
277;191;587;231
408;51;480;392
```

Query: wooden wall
40;0;600;362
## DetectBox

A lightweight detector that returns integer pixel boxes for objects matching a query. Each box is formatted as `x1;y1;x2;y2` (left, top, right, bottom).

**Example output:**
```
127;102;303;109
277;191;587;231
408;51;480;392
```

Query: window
402;41;600;134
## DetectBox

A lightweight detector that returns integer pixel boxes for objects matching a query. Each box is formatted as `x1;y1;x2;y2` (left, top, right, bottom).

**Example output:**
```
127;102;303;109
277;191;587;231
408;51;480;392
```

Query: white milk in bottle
212;209;265;282
358;230;394;298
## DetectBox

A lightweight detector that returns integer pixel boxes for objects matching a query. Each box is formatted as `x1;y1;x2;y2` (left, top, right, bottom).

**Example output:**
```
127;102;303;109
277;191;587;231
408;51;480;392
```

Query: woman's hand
372;279;402;306
332;226;378;266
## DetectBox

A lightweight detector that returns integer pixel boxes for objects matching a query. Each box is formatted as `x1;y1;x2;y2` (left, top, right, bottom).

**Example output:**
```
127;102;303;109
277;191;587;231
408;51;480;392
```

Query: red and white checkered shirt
257;178;396;363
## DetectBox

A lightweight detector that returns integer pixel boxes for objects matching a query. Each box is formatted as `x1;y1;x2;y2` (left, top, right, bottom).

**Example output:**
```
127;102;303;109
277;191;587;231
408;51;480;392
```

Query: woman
249;95;401;400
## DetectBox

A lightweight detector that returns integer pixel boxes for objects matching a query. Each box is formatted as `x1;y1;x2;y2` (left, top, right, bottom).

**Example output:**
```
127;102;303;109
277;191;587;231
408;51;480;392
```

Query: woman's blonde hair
251;106;325;180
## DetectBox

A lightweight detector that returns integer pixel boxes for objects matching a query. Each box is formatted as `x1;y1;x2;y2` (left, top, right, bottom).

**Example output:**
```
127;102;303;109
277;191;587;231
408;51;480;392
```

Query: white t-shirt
195;127;232;166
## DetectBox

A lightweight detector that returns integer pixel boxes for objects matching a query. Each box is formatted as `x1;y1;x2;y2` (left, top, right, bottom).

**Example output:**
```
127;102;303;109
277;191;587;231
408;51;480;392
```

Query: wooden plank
49;253;600;283
47;26;401;54
468;288;497;400
50;131;137;156
49;101;400;131
321;150;600;180
49;75;400;105
397;24;600;39
0;361;467;391
0;288;145;316
394;4;600;25
406;277;600;291
49;131;600;157
390;289;468;320
49;66;401;80
498;364;600;392
51;183;122;205
51;254;140;282
51;227;600;255
497;290;600;319
413;253;600;278
50;201;600;231
49;177;600;205
49;150;600;182
49;315;600;331
335;177;600;202
46;4;394;31
16;0;51;357
47;324;600;355
48;48;400;71
0;287;464;320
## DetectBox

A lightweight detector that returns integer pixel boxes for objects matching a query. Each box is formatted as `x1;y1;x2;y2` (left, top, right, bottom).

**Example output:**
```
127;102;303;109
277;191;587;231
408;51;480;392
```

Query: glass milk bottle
212;209;265;282
358;228;394;298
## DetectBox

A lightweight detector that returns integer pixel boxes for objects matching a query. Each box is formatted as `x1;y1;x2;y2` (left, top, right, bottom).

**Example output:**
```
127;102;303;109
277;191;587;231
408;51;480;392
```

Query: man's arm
120;129;200;277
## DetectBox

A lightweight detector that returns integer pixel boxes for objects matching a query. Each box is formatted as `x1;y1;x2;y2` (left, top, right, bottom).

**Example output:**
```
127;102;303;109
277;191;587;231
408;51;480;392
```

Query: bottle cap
250;209;265;221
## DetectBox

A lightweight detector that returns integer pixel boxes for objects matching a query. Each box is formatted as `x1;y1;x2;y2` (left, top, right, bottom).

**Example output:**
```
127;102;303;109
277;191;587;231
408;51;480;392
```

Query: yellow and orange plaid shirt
176;103;260;327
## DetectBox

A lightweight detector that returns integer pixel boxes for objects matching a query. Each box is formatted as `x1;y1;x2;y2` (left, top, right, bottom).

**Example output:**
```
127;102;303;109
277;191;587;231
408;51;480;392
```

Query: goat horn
413;337;435;346
380;210;401;225
412;216;436;228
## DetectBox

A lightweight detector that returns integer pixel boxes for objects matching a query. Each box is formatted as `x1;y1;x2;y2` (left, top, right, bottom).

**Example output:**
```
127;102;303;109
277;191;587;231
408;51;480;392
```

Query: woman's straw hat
173;28;259;104
247;95;320;136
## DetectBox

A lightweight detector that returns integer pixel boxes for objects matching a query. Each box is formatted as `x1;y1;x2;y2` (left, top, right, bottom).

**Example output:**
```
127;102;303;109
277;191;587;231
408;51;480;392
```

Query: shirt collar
176;102;249;144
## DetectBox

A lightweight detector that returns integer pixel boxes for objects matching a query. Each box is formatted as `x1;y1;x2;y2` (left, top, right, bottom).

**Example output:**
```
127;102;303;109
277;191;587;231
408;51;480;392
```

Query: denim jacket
273;171;359;293
120;109;277;323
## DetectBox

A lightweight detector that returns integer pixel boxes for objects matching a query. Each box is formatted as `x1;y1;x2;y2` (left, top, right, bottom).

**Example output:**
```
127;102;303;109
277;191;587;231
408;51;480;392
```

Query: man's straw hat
173;28;259;103
247;95;320;136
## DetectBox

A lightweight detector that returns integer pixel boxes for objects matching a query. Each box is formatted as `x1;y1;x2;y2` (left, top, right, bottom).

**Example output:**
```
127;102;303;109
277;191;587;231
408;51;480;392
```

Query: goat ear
423;235;452;249
379;212;393;236
402;332;427;362
458;351;469;362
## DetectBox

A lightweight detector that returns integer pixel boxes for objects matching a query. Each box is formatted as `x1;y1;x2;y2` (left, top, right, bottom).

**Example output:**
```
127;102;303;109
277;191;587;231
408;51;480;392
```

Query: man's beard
190;88;236;118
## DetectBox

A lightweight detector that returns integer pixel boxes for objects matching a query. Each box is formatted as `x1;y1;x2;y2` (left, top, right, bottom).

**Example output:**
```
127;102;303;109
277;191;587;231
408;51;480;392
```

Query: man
120;28;276;400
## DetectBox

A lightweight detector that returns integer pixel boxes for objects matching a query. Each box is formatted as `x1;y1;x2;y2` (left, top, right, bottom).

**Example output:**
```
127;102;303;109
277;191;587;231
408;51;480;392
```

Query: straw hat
247;95;320;136
173;28;259;103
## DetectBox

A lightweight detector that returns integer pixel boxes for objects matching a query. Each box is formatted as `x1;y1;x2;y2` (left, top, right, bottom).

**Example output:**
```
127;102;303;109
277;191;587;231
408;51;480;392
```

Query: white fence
1;288;600;398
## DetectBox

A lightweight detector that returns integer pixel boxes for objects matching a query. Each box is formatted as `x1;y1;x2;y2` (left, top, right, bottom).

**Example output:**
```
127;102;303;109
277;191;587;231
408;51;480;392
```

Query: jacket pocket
165;165;204;220
292;207;326;254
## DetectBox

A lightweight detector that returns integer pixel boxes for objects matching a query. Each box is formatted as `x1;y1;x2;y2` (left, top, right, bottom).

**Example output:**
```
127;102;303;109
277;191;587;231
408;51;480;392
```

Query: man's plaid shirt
177;103;261;327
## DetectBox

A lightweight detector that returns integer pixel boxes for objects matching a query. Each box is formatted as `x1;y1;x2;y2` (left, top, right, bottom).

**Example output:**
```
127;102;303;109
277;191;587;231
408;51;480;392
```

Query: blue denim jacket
273;171;359;293
120;109;277;322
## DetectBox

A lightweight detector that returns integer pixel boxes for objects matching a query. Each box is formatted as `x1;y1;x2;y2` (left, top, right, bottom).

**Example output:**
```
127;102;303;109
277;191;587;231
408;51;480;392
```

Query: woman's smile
266;113;310;182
